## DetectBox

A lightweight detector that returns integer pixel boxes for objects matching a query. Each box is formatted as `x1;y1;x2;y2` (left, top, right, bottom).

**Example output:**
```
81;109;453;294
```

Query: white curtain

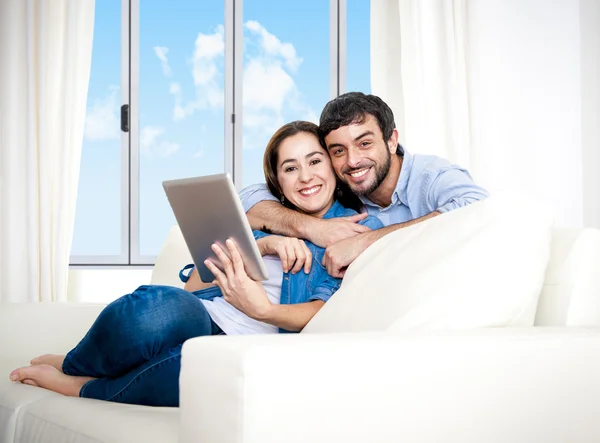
0;0;95;302
370;0;472;167
371;0;600;229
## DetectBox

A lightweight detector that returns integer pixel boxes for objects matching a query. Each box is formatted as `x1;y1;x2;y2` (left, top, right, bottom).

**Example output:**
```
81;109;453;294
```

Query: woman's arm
254;300;324;332
204;240;326;332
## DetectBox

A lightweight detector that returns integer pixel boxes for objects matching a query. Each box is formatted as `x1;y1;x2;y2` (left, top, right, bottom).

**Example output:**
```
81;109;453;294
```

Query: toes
10;366;30;382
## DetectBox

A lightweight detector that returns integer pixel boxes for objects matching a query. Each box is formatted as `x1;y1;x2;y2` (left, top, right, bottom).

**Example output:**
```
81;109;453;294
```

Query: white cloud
162;20;317;155
166;27;225;121
84;87;120;141
140;125;180;158
245;20;302;71
154;46;172;77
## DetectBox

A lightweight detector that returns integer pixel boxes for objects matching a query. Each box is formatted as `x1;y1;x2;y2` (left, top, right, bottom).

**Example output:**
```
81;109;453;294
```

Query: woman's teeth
300;185;320;196
350;168;369;178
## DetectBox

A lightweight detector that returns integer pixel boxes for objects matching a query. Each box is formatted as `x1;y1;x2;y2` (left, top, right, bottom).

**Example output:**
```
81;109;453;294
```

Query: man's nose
346;148;362;169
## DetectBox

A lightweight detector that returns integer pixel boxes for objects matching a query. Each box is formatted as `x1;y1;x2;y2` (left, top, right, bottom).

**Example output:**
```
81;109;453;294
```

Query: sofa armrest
0;303;104;362
179;328;600;443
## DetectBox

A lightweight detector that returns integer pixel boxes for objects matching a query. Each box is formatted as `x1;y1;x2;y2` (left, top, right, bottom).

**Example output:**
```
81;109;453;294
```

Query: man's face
324;115;395;196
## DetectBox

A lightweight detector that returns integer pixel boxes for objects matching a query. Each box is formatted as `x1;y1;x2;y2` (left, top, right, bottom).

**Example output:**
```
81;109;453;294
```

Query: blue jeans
62;285;223;407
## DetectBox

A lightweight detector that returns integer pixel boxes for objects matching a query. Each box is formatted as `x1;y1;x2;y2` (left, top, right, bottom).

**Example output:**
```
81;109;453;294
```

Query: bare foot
30;354;66;373
9;364;95;397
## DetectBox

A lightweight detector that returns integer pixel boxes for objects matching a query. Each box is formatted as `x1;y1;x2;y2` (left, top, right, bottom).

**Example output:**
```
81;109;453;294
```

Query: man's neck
367;155;403;208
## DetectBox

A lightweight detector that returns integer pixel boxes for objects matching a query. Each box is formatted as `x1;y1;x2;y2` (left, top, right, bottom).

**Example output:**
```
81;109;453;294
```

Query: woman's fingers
204;259;228;292
290;240;306;274
225;239;245;275
301;240;312;274
211;243;234;279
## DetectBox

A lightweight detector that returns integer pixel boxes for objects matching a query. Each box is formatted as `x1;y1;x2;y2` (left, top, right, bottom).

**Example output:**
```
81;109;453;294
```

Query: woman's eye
284;166;297;173
310;159;321;166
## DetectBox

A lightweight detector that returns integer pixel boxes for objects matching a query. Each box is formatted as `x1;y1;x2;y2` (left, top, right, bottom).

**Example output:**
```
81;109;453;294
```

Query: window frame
70;0;350;267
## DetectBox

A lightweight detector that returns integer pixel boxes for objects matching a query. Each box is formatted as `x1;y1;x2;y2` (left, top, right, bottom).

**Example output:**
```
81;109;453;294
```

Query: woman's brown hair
263;120;363;212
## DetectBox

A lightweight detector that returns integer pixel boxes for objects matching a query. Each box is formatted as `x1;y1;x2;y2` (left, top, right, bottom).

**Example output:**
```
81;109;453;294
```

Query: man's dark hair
319;92;396;144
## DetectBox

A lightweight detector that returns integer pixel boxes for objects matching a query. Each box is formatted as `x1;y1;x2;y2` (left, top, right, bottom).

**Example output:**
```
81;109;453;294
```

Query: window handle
121;104;129;132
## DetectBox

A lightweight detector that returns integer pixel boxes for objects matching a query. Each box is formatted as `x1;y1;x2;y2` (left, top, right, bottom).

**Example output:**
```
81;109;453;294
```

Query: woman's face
276;132;336;218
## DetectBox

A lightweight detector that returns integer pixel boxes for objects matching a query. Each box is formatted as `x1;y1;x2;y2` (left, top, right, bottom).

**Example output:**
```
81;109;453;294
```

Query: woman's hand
204;239;272;321
257;235;312;274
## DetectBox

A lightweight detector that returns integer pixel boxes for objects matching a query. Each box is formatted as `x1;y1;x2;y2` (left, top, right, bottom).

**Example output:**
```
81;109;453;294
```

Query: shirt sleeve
426;168;490;214
308;276;342;303
238;183;279;213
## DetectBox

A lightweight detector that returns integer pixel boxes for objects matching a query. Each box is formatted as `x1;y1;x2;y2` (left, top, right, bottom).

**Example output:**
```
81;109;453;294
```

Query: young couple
9;92;489;407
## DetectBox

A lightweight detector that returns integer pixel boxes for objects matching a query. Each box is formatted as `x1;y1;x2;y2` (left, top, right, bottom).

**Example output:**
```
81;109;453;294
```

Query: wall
467;0;586;228
67;268;153;303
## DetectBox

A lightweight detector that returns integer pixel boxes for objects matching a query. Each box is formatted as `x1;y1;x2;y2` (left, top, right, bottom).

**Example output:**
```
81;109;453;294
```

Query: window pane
71;0;122;257
138;1;226;257
347;0;371;94
242;0;330;188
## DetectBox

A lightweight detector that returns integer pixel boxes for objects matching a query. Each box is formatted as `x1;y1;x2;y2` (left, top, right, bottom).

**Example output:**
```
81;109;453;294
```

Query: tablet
162;173;268;283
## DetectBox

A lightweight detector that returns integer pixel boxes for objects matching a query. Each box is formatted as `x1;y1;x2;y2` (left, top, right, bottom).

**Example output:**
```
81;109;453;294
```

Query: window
71;0;125;263
346;0;371;94
138;1;226;258
70;0;369;265
241;0;330;187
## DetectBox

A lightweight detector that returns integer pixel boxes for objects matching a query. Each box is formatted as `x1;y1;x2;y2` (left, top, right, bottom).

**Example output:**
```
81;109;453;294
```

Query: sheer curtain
0;0;95;302
371;0;600;229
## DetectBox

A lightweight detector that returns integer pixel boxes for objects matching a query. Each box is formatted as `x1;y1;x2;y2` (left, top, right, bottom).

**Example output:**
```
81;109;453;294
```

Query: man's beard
346;150;391;196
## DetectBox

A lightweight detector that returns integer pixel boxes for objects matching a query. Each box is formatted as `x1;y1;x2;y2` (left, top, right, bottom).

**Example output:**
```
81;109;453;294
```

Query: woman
9;121;382;407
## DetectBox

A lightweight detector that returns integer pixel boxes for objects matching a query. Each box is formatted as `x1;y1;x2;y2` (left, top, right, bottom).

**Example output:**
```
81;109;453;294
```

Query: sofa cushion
14;394;179;443
303;194;554;333
0;360;60;443
151;225;191;288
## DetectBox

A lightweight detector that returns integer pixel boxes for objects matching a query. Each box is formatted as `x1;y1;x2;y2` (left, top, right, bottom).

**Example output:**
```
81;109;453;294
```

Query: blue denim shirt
179;200;383;333
239;148;490;227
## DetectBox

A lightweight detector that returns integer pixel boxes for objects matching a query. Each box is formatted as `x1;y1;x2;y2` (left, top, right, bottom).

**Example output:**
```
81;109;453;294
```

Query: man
240;92;489;277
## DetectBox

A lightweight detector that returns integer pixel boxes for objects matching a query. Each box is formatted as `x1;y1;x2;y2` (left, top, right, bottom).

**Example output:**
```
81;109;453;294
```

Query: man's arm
240;183;370;248
322;211;440;277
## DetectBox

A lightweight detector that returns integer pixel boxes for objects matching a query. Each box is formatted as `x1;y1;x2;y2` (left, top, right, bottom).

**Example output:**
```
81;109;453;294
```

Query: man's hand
204;239;272;321
322;231;374;278
308;212;371;248
257;235;312;274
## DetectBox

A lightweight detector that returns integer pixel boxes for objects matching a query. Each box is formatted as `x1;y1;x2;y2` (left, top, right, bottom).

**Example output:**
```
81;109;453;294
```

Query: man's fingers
354;224;371;233
343;212;368;223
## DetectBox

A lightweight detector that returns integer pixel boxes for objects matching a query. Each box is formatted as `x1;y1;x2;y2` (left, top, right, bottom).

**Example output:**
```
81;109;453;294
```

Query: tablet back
162;173;268;283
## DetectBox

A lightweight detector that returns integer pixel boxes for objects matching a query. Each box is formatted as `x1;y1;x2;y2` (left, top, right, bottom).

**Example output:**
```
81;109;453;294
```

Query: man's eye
360;141;370;147
333;149;344;156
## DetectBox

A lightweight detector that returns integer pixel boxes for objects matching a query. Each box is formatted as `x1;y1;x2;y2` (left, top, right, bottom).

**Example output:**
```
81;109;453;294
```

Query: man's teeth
300;186;320;195
350;168;369;178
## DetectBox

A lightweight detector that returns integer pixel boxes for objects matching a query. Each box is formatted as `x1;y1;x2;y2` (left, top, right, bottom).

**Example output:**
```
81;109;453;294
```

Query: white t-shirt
200;255;283;335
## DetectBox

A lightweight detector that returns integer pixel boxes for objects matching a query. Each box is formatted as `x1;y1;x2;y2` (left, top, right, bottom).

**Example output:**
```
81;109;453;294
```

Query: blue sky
72;0;370;258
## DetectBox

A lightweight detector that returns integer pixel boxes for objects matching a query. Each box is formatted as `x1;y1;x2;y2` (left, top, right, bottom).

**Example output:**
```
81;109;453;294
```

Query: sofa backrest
535;228;600;326
151;225;600;328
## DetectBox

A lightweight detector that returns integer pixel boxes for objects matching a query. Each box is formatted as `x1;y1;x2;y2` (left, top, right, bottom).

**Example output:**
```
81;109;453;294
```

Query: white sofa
2;201;600;442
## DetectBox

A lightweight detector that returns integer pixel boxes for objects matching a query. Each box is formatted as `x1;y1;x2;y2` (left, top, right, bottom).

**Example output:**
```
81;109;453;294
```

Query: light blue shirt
239;149;489;227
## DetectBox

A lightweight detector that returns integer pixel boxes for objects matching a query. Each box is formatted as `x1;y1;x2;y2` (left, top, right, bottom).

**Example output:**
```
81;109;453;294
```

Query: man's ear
387;129;399;154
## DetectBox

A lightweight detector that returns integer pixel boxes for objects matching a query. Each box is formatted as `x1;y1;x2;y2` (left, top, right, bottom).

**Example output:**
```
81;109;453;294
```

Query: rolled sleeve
239;183;279;213
427;168;490;214
308;278;341;303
